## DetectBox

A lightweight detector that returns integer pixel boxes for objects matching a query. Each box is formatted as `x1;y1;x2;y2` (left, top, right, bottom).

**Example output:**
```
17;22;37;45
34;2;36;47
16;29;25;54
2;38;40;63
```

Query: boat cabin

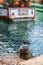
0;0;35;21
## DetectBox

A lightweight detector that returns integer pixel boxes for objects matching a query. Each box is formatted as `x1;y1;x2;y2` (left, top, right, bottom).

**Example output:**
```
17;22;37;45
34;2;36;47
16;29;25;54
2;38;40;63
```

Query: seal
19;45;33;60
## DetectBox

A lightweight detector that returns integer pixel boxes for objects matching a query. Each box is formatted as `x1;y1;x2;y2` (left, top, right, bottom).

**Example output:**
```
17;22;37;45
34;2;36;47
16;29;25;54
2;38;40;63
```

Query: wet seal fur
19;45;33;60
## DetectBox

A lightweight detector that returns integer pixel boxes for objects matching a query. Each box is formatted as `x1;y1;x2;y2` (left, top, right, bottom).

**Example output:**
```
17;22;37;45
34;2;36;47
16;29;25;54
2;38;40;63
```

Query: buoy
14;1;19;5
20;4;24;8
27;2;32;7
16;0;20;2
0;0;4;4
35;0;39;4
5;3;9;8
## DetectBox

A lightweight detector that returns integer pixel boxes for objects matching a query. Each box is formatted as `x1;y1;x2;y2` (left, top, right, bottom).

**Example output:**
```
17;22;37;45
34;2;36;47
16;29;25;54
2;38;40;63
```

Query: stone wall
0;54;43;65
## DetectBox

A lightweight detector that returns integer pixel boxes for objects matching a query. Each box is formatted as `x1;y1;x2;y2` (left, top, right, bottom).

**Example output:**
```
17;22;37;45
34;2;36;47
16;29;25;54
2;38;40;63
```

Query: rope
32;30;43;38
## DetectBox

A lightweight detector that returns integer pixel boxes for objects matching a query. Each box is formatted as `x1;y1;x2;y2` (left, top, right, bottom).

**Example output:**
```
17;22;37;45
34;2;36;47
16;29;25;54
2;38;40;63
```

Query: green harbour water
0;11;43;57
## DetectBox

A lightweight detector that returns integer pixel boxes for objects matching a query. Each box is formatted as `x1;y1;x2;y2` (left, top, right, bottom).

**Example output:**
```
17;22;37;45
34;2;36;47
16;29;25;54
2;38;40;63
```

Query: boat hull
9;8;35;21
32;3;43;12
0;8;9;19
0;8;35;21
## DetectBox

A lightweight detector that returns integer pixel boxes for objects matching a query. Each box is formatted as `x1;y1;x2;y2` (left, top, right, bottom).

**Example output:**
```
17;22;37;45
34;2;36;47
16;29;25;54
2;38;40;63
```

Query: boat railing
32;3;43;7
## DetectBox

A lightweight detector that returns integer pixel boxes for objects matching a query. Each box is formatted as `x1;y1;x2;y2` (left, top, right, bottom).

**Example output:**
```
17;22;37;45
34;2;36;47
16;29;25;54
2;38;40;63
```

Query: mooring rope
32;30;43;38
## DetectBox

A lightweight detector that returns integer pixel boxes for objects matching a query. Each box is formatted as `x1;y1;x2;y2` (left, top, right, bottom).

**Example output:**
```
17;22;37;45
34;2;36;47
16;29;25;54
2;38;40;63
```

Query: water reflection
8;20;35;40
0;19;12;34
0;11;43;57
0;20;35;57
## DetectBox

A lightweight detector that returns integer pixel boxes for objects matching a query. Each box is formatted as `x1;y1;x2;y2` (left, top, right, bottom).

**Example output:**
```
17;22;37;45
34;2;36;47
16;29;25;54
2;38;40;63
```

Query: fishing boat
0;8;35;21
0;8;9;19
32;0;43;12
0;0;35;21
32;3;43;12
9;8;35;21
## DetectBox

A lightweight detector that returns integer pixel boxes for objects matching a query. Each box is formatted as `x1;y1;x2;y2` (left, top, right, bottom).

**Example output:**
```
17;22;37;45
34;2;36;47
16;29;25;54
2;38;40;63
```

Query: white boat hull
9;8;35;21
